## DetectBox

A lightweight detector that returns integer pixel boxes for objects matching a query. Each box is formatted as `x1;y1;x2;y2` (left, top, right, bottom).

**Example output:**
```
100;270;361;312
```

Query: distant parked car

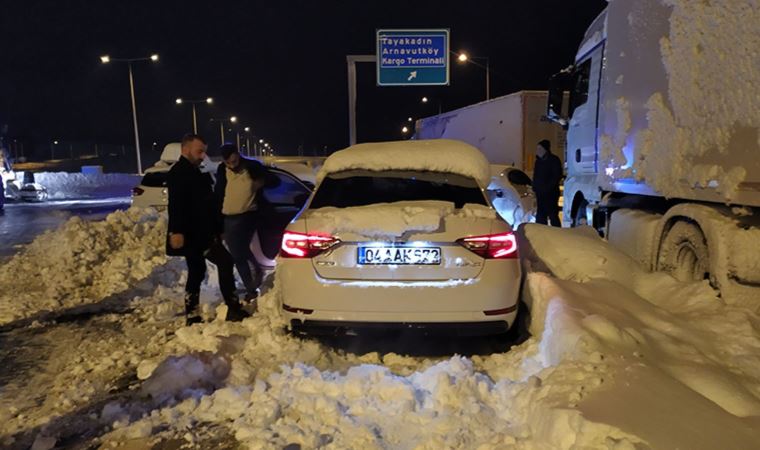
19;182;48;202
279;139;521;337
486;165;536;227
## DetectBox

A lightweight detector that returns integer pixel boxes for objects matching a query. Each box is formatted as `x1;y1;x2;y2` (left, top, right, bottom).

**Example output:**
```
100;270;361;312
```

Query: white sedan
278;139;521;336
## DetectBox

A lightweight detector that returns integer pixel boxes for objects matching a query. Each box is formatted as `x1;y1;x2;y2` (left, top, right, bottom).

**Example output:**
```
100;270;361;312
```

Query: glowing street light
402;126;409;133
99;53;160;174
421;96;429;103
175;97;214;133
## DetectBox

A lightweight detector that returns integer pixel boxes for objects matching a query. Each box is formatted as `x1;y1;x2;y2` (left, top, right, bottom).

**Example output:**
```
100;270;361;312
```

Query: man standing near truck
532;139;563;227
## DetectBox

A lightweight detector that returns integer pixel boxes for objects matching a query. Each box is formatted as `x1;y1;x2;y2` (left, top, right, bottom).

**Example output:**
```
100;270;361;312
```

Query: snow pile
317;139;492;187
303;200;496;238
0;207;174;325
520;225;760;447
99;279;646;449
89;224;760;449
33;172;140;199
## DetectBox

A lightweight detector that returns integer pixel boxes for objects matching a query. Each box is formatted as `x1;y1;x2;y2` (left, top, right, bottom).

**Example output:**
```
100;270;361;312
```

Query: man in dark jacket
215;143;280;300
167;134;248;324
532;139;563;227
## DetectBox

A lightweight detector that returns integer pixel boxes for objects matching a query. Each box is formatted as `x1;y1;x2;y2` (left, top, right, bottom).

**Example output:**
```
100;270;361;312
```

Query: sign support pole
347;55;376;147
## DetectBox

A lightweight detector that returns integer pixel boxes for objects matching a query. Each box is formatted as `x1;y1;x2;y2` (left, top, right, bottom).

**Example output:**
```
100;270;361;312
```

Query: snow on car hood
302;201;497;238
316;139;492;188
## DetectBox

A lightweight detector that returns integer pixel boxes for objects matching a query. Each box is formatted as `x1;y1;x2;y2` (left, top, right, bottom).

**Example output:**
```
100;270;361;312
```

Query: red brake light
457;232;518;259
132;187;144;196
280;231;340;258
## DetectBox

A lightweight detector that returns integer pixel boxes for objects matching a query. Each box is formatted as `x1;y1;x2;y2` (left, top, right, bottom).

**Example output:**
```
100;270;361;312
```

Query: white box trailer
415;90;566;174
547;0;760;298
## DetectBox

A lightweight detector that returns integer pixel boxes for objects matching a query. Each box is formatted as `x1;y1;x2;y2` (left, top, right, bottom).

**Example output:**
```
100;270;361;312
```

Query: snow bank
521;225;760;440
0;207;174;325
317;139;492;188
303;201;496;238
33;172;139;199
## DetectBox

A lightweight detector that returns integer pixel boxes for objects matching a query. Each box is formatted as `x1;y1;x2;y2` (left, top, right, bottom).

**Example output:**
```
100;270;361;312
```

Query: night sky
0;0;607;159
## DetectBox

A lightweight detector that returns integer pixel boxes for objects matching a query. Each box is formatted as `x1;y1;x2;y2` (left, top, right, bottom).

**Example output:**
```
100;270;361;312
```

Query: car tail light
280;231;340;258
457;232;518;259
132;187;144;196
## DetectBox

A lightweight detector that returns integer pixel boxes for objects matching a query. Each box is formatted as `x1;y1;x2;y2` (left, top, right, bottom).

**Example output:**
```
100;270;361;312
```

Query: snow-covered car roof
317;139;491;187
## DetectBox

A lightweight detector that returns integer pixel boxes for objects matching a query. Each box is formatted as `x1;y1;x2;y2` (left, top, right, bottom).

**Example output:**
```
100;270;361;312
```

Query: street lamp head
150;54;159;62
402;126;409;134
457;52;469;63
244;127;250;132
407;117;413;122
230;116;237;123
175;98;183;104
100;55;111;64
206;97;213;104
259;139;264;144
265;143;269;148
421;96;429;103
53;140;59;145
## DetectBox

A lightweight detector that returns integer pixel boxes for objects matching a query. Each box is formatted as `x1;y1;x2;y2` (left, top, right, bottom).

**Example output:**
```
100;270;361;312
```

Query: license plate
357;246;441;265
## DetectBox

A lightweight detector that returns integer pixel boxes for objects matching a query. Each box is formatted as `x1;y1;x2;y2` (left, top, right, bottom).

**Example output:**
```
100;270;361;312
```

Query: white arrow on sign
407;71;417;81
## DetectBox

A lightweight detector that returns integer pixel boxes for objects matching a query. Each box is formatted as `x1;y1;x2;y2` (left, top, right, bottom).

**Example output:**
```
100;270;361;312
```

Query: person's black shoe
225;304;251;322
244;289;259;302
185;315;203;326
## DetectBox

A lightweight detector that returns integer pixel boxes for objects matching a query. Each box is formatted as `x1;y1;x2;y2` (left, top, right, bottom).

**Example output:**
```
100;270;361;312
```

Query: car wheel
656;220;710;282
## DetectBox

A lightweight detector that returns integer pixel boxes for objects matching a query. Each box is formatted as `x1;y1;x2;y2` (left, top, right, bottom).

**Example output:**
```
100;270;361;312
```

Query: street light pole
127;62;143;174
455;52;491;101
176;97;212;134
100;53;158;174
191;103;198;134
209;116;236;146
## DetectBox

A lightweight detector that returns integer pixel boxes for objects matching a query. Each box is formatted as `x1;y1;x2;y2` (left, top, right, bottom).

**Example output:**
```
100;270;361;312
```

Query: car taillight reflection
280;231;340;258
132;187;144;196
456;232;518;259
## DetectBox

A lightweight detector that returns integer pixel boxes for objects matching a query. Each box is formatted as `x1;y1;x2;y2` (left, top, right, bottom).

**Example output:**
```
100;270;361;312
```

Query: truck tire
573;199;589;227
656;220;709;282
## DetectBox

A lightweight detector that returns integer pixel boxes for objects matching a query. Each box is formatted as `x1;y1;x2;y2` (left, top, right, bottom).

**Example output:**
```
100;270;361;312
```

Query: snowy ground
1;209;760;449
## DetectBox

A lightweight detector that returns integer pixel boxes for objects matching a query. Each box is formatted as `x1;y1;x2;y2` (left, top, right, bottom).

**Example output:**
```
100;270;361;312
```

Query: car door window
264;171;310;206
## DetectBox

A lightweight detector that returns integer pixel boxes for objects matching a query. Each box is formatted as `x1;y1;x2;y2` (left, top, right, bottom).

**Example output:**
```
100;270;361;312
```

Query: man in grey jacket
215;143;279;301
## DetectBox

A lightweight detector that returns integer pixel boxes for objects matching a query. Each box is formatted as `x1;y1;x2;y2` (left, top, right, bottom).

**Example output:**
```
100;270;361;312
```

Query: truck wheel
657;220;709;282
573;199;589;227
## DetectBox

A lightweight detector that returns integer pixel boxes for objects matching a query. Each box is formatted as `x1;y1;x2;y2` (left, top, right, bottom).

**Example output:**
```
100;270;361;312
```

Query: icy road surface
1;208;759;449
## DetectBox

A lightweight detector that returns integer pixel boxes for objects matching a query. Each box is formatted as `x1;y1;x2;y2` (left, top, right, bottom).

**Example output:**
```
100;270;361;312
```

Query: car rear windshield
309;170;487;209
140;172;168;187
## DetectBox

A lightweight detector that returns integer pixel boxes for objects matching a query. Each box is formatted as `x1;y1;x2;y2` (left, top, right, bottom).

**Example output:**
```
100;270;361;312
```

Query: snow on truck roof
316;139;491;187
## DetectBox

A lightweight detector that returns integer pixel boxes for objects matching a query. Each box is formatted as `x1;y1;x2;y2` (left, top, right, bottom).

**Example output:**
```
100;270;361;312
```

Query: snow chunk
317;139;492;187
303;201;495;238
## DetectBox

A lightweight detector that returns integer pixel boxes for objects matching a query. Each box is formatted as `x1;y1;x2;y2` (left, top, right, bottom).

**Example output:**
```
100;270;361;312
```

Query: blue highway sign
376;29;449;86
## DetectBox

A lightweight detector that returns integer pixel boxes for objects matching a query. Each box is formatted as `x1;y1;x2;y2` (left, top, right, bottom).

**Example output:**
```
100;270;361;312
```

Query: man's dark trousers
223;211;262;295
184;238;237;312
535;190;561;227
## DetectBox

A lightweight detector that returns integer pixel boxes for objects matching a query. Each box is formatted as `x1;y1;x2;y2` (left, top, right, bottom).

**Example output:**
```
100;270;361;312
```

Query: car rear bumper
279;258;521;333
289;319;511;336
